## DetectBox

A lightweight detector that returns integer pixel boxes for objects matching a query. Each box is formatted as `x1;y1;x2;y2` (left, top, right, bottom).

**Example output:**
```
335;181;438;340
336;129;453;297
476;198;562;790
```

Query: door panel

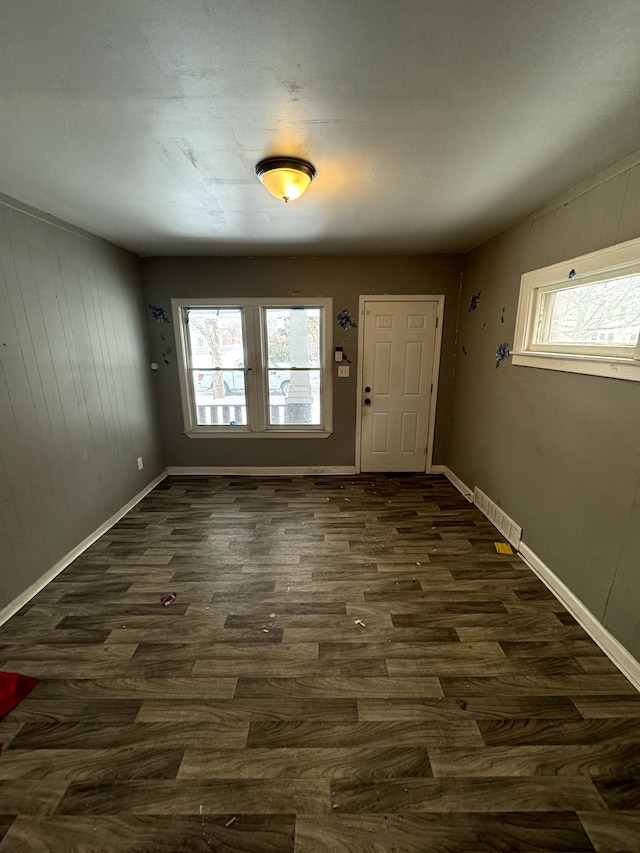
371;412;389;453
373;342;392;394
403;342;424;395
360;300;439;472
401;412;419;453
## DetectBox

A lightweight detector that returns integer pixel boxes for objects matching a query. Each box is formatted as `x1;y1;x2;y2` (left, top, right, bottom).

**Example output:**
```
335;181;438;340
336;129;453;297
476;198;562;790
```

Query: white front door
359;298;441;472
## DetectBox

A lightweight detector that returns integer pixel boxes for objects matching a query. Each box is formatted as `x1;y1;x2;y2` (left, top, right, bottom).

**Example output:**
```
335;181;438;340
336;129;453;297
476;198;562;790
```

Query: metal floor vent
473;487;522;549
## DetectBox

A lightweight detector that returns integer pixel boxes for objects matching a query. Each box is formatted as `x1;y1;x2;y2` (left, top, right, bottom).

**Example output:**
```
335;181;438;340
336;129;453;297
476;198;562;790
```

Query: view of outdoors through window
265;308;321;425
188;308;247;425
536;274;640;347
185;306;322;427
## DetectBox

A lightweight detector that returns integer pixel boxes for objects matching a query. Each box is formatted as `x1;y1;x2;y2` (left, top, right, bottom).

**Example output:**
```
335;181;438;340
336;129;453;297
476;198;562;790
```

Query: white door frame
355;294;445;473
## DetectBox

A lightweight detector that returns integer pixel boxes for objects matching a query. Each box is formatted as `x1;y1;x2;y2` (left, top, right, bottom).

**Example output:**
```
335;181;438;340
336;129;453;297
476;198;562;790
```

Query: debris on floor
354;619;366;628
494;542;513;554
160;592;177;606
0;670;40;720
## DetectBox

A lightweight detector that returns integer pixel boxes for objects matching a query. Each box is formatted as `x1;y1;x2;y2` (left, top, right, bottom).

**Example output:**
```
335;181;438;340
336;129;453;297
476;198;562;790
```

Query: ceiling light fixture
255;157;316;203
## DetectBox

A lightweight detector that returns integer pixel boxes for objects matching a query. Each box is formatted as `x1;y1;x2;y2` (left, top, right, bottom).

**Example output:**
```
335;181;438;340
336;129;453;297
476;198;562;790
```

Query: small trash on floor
225;816;237;828
494;542;513;554
354;619;366;628
160;592;177;606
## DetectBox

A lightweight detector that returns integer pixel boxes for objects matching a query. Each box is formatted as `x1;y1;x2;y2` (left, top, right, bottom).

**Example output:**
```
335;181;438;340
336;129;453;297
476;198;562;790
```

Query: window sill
184;429;333;439
512;351;640;382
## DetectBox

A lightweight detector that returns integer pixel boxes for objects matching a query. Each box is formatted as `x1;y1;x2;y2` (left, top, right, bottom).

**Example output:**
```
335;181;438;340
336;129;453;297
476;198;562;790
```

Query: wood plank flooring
0;473;639;851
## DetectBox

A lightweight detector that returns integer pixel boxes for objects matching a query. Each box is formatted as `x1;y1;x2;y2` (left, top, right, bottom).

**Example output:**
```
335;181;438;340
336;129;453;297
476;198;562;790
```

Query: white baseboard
441;466;639;692
0;472;167;627
519;541;640;693
441;466;474;501
165;466;358;476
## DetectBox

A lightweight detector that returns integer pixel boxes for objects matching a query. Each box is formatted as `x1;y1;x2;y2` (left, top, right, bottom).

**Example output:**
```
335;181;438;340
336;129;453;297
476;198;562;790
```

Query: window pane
267;369;321;425
265;309;322;426
187;308;247;419
192;370;247;426
187;308;245;368
265;308;321;367
536;275;640;346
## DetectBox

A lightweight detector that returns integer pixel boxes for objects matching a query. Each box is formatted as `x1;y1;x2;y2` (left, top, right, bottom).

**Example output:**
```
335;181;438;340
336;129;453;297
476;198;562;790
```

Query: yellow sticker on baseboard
494;542;513;554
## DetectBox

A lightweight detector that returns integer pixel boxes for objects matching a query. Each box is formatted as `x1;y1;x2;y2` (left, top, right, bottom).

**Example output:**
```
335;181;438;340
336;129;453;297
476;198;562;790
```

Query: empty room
0;1;639;850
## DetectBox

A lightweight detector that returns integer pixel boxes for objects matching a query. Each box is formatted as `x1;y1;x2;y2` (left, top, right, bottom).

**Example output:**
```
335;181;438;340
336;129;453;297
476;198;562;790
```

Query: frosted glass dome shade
255;157;316;202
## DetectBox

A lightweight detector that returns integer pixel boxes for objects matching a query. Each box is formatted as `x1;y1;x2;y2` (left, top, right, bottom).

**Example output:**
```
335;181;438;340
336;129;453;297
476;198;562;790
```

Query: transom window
513;236;640;381
172;298;332;437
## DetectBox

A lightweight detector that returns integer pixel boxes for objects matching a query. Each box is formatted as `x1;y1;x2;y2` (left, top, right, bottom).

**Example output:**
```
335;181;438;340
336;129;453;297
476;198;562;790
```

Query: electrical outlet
137;457;144;471
337;365;350;377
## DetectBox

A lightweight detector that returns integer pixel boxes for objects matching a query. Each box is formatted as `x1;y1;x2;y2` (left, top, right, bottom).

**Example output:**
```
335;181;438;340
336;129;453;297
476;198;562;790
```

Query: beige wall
448;158;640;660
142;254;462;469
0;199;164;613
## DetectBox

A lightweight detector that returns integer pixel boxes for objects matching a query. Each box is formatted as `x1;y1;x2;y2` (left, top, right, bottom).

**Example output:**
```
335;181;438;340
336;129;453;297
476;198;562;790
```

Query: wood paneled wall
0;200;164;613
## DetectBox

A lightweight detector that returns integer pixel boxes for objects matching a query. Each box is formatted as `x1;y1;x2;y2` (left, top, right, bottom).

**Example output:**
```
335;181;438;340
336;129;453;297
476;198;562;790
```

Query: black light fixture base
255;157;316;181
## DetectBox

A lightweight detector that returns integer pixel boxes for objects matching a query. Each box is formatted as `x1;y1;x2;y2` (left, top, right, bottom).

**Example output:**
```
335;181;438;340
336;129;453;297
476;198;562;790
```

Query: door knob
364;398;371;405
364;386;371;393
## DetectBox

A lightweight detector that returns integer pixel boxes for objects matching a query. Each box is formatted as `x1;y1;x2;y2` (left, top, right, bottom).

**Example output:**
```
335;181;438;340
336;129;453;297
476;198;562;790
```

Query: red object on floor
0;670;40;719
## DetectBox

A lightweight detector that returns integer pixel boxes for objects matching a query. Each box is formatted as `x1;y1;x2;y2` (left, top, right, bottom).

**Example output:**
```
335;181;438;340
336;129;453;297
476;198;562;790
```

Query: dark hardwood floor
0;474;639;851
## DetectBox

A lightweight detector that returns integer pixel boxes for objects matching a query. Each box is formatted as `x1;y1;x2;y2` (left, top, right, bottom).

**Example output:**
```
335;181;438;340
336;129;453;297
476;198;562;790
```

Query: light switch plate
337;365;350;377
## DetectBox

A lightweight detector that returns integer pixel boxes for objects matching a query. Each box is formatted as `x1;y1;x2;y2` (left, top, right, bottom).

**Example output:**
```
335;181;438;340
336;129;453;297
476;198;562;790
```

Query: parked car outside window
196;362;293;397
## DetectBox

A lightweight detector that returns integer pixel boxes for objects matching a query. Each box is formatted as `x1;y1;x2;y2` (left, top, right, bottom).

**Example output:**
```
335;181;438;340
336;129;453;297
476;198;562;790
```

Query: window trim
172;297;333;438
512;236;640;382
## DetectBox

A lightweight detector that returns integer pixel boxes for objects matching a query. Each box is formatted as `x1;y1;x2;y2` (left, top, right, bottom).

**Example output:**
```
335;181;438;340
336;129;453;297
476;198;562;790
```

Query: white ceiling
2;0;640;256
